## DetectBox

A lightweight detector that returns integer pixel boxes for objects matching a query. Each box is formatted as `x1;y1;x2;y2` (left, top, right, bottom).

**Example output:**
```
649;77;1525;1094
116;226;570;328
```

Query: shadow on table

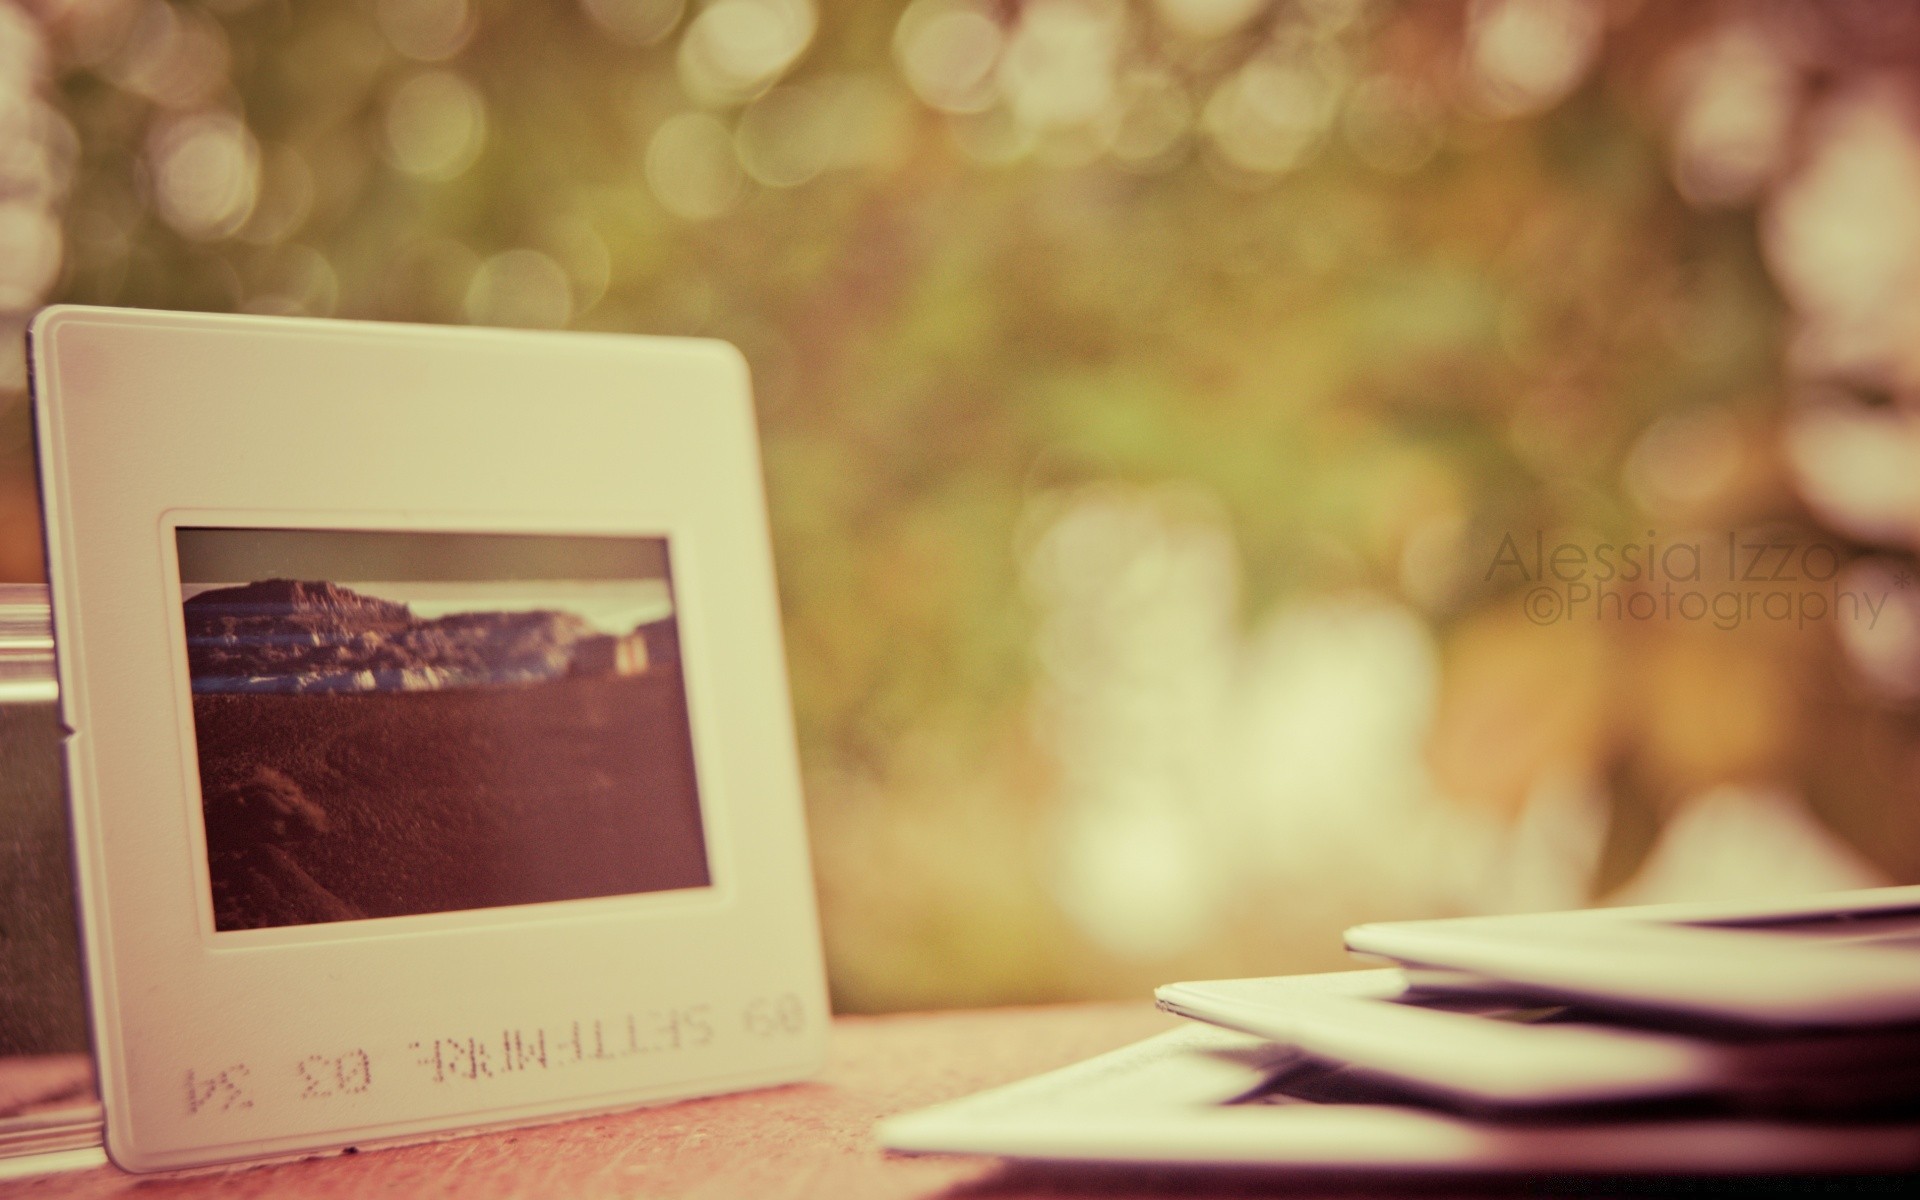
941;1162;1920;1200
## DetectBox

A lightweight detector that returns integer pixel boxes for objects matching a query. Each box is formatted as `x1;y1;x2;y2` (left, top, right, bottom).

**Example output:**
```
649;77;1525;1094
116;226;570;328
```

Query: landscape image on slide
175;528;711;932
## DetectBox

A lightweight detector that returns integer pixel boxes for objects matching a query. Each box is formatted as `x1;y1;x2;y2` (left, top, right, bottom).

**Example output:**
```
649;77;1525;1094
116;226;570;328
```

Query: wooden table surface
21;1004;1895;1199
3;1003;1240;1200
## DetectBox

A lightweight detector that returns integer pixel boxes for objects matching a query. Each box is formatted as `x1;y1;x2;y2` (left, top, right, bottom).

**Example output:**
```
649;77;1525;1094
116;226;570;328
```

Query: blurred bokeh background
4;0;1920;1016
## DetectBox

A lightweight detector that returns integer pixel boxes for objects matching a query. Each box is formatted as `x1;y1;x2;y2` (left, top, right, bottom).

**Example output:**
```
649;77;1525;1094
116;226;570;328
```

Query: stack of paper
882;888;1920;1178
0;582;103;1168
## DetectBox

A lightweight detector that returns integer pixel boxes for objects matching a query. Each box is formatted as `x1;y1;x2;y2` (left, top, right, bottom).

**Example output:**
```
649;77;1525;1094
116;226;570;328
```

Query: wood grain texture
1;1004;1181;1200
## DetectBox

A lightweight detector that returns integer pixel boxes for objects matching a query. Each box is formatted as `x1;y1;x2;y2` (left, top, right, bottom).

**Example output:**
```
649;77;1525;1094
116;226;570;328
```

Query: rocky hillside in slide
183;579;616;693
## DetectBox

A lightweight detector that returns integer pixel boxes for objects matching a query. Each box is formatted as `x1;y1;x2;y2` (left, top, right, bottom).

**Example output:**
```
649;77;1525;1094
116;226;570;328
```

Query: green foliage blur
5;0;1919;1011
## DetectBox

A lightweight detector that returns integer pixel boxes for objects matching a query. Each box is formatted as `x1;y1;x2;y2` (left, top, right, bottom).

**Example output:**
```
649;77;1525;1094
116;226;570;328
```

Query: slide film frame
31;306;829;1171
